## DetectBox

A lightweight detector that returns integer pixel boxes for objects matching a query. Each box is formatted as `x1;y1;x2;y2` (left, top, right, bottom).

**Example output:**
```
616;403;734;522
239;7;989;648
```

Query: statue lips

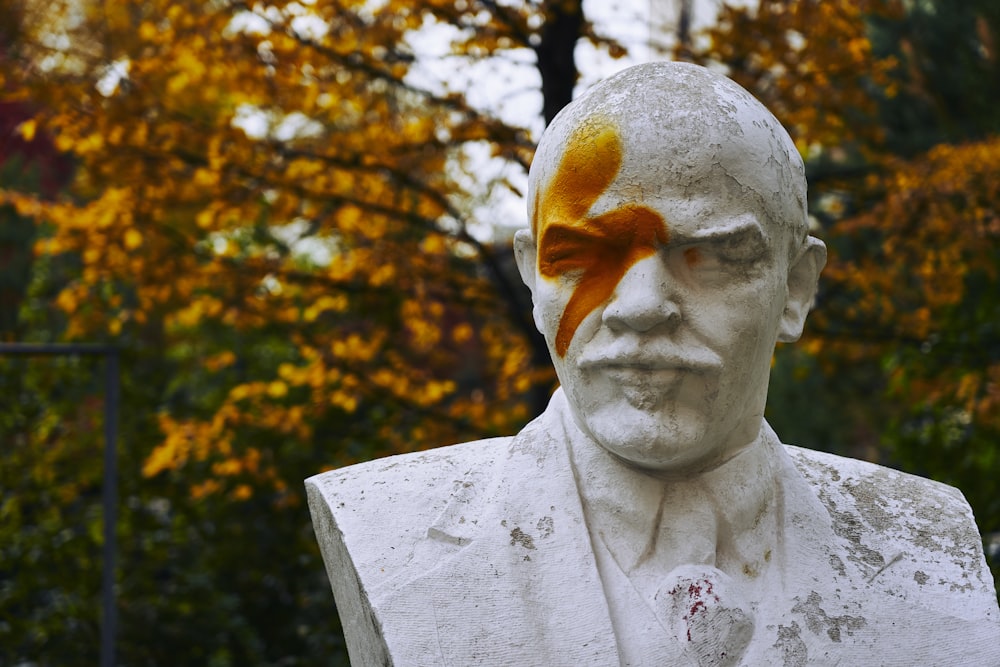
577;346;723;374
578;347;723;409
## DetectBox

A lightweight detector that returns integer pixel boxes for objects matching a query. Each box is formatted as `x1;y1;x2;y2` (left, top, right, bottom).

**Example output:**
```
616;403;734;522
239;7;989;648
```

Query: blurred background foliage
1;0;997;664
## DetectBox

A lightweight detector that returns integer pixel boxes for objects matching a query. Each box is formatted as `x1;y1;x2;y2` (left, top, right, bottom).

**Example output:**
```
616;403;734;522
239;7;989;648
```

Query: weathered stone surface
308;398;999;665
307;62;1000;665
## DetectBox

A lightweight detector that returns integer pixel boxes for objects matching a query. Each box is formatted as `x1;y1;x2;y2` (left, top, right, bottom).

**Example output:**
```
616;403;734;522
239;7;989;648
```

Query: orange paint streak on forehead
534;117;669;357
532;118;622;238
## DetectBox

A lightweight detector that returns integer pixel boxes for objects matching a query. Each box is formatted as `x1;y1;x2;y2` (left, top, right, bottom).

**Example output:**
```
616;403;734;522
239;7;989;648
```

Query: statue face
516;107;820;476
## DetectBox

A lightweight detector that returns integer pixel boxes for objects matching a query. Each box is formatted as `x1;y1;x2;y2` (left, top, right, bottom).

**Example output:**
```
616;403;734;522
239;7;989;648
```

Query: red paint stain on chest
532;117;669;357
668;578;721;641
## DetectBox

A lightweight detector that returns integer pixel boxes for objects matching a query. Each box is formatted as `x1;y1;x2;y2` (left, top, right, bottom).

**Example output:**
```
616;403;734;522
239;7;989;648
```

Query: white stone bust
307;62;1000;666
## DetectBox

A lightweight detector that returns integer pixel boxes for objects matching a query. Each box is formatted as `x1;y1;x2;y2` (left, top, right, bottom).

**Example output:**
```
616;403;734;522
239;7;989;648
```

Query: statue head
514;61;827;476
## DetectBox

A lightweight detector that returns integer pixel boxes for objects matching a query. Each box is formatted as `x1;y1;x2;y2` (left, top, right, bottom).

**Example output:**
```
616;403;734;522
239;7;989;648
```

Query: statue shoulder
784;443;973;516
784;444;997;619
305;438;513;666
307;436;509;502
306;437;511;584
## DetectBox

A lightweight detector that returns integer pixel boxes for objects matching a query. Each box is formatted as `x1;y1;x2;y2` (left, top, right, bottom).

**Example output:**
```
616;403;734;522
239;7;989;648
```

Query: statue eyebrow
540;222;613;245
670;215;768;248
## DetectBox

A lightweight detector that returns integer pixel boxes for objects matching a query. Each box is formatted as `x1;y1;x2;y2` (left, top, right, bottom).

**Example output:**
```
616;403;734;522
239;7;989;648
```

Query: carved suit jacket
307;392;1000;666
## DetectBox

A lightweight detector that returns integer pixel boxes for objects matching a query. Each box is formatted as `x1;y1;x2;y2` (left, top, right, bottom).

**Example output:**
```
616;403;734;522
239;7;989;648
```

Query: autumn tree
0;0;634;663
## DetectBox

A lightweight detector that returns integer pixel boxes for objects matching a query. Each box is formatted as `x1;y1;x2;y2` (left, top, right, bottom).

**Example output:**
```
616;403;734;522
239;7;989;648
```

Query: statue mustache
577;340;723;373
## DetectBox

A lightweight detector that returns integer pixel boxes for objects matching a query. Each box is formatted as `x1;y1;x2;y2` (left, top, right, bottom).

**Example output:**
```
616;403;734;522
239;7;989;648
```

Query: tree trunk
535;0;585;126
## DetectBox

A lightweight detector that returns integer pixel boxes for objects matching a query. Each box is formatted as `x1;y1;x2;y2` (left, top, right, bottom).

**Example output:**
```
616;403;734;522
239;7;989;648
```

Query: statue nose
601;254;681;333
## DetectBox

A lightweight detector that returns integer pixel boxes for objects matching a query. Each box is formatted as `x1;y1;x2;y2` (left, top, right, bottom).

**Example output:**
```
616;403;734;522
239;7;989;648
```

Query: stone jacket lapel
368;409;620;666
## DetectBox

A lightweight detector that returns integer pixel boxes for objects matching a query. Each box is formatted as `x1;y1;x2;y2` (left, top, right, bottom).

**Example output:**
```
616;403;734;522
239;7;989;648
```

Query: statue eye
679;238;767;279
715;234;768;263
682;228;769;272
540;240;586;276
681;246;728;273
538;225;603;276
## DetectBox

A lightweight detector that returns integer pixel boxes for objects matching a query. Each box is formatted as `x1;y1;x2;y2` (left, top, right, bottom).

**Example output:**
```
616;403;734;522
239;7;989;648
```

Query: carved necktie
653;564;755;667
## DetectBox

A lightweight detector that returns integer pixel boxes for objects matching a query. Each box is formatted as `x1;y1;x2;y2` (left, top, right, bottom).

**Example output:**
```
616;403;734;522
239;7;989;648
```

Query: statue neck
556;392;781;585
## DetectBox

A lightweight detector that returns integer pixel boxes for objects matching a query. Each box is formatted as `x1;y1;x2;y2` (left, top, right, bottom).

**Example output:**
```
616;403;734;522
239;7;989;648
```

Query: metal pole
0;343;118;666
101;349;119;667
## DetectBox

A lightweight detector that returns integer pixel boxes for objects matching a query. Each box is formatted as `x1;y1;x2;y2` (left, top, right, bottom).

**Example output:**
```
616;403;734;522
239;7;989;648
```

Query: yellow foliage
452;323;473;344
267;381;288;399
5;0;556;503
124;228;143;250
191;479;222;500
695;0;900;158
204;351;237;371
18;119;37;141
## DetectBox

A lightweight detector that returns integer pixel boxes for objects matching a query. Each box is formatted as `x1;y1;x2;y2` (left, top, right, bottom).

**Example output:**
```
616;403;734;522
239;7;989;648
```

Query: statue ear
777;235;827;343
513;229;544;333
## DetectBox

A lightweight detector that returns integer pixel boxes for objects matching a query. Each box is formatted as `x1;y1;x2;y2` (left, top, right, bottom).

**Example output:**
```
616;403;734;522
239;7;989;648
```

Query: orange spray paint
533;117;669;357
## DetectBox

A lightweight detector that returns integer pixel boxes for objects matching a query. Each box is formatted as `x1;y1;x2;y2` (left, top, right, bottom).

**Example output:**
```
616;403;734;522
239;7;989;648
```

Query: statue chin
573;396;765;476
575;402;717;474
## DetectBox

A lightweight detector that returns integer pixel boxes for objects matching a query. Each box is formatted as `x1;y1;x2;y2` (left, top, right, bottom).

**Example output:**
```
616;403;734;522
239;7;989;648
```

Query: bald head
513;61;826;474
528;62;808;252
